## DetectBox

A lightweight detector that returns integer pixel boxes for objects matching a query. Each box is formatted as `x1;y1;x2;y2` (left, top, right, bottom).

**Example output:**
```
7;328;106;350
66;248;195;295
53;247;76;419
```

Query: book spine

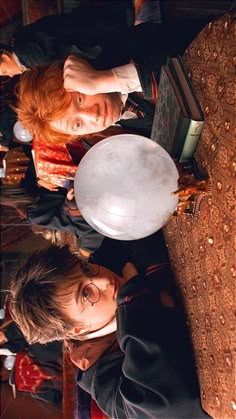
172;116;190;159
176;56;204;120
179;120;204;162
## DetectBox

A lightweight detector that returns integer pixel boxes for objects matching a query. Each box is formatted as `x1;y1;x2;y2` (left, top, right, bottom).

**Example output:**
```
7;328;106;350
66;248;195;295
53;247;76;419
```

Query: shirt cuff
112;63;142;94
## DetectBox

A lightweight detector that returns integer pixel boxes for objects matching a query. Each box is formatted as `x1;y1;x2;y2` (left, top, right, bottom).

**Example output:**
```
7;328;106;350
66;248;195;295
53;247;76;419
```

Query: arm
94;21;209;101
63;23;170;98
63;56;141;95
78;270;208;418
65;21;206;101
27;188;104;254
14;25;58;68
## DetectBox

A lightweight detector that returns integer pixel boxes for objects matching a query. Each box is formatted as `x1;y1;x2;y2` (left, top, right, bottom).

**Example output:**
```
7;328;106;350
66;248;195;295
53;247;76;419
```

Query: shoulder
117;264;174;306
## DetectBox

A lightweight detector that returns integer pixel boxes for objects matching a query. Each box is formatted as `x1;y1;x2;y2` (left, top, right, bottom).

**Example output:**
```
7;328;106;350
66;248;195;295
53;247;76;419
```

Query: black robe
12;2;134;69
76;231;211;418
26;187;104;253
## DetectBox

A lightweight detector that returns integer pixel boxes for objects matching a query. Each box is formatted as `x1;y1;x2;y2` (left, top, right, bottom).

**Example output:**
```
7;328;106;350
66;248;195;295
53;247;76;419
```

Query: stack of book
151;56;204;162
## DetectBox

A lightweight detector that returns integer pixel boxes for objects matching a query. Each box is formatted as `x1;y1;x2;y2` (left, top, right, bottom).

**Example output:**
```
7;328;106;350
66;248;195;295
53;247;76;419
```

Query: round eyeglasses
79;263;100;316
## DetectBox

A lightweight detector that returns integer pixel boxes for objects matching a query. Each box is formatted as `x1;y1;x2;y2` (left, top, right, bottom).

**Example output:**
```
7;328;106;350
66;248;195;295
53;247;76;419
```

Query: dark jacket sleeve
4;323;28;353
14;30;58;68
27;188;104;253
96;20;212;100
130;21;212;100
13;3;134;68
77;271;211;418
29;341;62;363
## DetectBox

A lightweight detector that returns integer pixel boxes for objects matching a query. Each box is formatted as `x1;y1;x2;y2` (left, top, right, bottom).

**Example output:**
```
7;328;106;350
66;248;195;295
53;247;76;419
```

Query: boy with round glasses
9;240;210;418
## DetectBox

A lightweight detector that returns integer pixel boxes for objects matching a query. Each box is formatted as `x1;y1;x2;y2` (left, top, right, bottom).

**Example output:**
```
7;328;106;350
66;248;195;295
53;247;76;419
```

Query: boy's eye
76;121;81;128
81;283;99;304
82;287;89;302
78;95;82;107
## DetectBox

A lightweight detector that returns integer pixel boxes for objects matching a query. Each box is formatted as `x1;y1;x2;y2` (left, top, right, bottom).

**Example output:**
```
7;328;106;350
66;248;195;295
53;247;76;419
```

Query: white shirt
112;63;143;121
112;63;142;94
13;52;27;73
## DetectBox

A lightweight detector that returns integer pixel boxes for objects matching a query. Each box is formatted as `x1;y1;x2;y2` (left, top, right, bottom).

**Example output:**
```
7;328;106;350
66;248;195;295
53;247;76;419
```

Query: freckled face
49;91;123;136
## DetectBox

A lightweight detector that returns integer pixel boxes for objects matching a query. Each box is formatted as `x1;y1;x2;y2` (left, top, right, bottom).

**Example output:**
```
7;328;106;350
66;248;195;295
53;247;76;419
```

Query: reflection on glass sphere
75;134;179;240
13;121;32;143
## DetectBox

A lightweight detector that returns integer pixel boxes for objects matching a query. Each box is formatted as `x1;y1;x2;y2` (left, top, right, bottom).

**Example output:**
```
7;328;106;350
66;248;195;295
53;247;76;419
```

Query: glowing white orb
13;121;32;143
74;134;179;240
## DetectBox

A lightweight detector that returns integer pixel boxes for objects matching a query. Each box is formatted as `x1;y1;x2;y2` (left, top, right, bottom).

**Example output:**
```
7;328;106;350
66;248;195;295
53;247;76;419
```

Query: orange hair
14;61;134;146
14;62;78;145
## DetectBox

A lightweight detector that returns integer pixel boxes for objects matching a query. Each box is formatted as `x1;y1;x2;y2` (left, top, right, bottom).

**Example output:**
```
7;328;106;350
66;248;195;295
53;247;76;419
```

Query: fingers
38;179;59;191
64;55;88;68
63;58;77;92
0;144;9;152
63;55;97;94
63;55;91;82
63;55;79;73
66;187;74;201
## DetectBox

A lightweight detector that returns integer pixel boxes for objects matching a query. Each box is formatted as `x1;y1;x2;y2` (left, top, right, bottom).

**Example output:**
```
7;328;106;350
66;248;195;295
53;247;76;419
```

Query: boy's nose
79;104;100;123
93;277;111;292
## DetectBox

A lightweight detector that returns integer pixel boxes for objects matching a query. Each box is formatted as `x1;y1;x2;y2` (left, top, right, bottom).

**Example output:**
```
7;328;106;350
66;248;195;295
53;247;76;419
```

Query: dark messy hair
9;245;89;344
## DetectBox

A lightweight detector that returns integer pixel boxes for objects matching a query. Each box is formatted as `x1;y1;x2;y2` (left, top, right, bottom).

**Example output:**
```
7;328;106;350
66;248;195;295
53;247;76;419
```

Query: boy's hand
122;262;139;282
0;331;8;344
37;179;59;191
63;55;119;95
66;187;74;201
0;144;9;152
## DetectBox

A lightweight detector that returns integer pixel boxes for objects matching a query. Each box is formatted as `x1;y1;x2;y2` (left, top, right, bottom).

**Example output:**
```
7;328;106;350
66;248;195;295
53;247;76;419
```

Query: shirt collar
12;52;28;73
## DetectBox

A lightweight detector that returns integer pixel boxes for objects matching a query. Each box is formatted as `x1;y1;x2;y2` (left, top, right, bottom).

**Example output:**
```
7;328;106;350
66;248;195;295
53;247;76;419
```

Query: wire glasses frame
78;262;100;316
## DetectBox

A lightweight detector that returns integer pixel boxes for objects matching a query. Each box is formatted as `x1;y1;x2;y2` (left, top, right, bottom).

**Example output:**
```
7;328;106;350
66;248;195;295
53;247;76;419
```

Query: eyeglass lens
83;283;100;305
